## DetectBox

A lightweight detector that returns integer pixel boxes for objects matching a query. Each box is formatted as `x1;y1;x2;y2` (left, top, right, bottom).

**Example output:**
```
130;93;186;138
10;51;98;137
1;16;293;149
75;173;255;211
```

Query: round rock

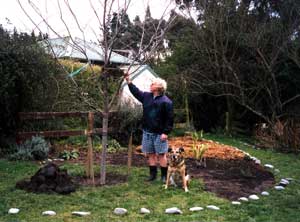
274;186;285;190
42;211;56;216
280;179;289;185
261;191;270;196
189;207;204;212
113;208;127;215
140;208;150;214
206;205;220;210
249;195;259;200
165;207;182;214
72;211;91;216
8;208;20;214
231;201;241;205
264;164;274;169
238;197;249;202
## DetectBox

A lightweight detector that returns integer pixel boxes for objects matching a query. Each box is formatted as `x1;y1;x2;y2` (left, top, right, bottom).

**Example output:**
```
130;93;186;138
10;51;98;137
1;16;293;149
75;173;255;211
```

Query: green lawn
1;134;300;222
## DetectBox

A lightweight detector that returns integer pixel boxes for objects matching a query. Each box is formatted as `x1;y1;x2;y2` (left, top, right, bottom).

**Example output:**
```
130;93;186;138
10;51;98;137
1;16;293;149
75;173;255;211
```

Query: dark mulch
87;151;275;200
47;146;275;200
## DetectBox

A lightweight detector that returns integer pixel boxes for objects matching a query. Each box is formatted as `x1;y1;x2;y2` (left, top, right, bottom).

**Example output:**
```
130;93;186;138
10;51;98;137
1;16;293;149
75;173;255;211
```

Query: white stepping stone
206;205;220;210
114;208;127;215
261;191;270;196
264;164;274;169
275;169;280;173
140;208;150;214
72;211;91;216
280;179;289;185
249;195;259;200
285;178;294;181
231;201;241;205
189;207;204;212
165;207;182;214
8;208;19;214
255;159;261;165
42;211;56;216
238;197;249;202
274;186;285;190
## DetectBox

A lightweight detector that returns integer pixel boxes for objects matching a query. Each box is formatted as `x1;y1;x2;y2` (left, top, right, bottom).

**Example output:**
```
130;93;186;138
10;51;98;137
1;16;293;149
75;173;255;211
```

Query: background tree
158;0;300;150
0;25;61;149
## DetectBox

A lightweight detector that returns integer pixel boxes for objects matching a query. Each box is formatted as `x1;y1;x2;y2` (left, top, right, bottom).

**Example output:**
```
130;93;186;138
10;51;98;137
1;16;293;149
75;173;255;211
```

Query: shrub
9;136;50;161
110;103;143;145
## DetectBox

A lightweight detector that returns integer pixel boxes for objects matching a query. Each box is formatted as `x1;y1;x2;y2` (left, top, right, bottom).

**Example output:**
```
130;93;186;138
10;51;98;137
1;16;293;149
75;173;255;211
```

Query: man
124;73;173;182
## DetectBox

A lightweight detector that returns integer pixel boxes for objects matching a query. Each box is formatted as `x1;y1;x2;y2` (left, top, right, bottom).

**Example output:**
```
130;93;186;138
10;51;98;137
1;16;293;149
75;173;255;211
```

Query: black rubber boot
146;166;157;181
160;167;168;183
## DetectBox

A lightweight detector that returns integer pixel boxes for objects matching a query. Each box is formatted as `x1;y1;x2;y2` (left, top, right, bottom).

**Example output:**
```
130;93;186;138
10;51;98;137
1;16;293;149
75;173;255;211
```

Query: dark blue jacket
128;83;173;135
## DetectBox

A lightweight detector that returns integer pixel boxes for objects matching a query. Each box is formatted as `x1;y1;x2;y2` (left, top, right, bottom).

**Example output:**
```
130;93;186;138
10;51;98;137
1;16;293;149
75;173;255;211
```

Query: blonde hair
152;77;167;93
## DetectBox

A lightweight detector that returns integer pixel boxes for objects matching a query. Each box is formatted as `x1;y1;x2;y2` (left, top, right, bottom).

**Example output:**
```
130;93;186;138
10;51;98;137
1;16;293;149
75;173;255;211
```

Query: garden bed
52;136;275;200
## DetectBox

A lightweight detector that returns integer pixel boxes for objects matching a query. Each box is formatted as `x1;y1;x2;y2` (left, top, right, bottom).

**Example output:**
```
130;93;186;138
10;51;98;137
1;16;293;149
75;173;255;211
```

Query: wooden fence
17;111;115;142
17;111;117;183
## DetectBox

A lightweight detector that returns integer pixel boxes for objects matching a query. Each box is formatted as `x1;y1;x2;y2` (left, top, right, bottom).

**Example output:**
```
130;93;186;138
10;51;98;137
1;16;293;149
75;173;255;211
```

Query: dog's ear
179;147;184;153
168;147;172;152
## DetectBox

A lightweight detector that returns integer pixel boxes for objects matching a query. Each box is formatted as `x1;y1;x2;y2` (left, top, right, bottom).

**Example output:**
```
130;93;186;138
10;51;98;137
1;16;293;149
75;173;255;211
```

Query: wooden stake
127;131;133;175
86;112;95;185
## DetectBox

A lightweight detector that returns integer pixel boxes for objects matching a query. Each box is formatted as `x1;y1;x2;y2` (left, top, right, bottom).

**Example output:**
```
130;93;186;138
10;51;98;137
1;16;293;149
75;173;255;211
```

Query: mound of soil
16;163;76;194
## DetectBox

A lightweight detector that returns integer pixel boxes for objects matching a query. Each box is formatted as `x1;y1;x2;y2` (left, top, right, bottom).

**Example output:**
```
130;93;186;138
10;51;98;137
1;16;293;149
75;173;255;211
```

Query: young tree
18;0;177;184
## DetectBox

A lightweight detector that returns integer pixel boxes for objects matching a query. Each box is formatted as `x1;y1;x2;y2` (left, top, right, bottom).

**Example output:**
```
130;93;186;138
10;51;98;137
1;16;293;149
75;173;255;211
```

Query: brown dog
164;147;190;192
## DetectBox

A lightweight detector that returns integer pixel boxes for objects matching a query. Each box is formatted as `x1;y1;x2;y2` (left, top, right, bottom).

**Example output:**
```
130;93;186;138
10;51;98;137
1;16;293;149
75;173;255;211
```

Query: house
119;64;159;107
42;37;160;106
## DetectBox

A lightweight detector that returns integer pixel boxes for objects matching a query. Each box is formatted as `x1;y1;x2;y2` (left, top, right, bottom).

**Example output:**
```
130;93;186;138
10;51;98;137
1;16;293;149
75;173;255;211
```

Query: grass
1;134;300;222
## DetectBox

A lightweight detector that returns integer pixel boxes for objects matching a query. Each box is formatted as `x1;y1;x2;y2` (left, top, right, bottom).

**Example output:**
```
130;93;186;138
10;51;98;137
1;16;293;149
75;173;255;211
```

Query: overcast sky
0;0;177;41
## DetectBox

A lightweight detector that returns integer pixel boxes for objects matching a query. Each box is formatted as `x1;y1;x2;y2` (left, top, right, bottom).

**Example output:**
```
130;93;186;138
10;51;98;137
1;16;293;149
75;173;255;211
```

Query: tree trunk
100;75;109;185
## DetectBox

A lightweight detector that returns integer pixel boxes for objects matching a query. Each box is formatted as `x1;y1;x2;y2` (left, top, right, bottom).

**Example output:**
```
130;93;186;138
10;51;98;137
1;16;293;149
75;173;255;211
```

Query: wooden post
127;131;133;175
86;112;95;184
225;111;229;135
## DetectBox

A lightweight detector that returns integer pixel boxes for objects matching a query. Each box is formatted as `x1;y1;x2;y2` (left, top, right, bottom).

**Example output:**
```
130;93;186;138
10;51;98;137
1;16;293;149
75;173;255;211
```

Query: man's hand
160;133;168;141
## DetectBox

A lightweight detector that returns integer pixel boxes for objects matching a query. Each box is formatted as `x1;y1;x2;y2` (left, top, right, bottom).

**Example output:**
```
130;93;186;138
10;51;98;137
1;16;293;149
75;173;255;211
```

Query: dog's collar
170;160;185;168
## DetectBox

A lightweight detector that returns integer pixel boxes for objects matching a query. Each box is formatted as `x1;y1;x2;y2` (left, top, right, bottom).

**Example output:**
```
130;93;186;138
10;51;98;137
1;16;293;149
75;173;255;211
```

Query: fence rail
18;111;116;120
17;111;116;142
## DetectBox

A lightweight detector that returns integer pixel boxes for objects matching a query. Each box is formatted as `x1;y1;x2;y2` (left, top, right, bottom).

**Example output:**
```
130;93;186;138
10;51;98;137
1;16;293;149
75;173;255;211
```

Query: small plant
192;131;199;141
9;136;50;161
191;131;207;167
93;139;123;153
192;144;208;167
107;139;122;153
59;150;79;160
199;129;204;141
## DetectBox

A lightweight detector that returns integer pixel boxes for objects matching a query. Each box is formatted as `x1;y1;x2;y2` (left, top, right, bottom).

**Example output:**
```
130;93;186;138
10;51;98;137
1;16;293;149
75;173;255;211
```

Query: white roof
42;36;135;64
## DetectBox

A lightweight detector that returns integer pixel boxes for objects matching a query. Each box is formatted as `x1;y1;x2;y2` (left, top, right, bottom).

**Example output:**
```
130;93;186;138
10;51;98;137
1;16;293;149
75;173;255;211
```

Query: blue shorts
142;130;168;154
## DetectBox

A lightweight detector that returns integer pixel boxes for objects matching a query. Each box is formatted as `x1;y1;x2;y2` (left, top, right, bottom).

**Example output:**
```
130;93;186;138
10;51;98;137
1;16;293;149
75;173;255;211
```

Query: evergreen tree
0;26;61;146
